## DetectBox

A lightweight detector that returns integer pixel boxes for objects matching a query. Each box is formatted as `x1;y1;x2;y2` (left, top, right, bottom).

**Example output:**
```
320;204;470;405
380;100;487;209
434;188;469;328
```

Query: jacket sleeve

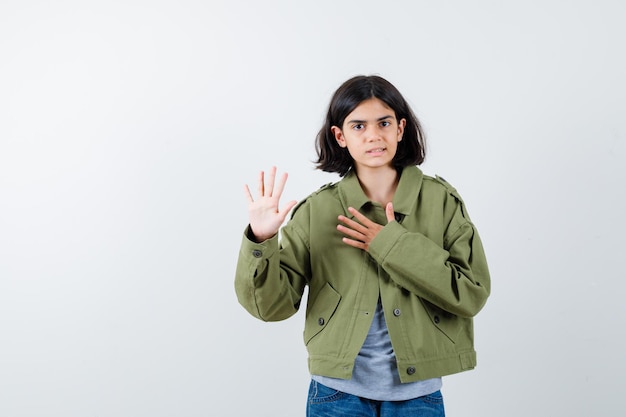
368;201;491;318
234;223;310;322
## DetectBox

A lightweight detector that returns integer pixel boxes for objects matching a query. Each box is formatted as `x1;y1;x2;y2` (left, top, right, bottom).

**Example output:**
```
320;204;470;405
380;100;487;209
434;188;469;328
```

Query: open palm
244;167;297;242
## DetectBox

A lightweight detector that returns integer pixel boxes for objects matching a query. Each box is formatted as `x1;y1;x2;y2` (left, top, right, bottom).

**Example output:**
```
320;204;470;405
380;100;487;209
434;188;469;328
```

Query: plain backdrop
1;1;624;416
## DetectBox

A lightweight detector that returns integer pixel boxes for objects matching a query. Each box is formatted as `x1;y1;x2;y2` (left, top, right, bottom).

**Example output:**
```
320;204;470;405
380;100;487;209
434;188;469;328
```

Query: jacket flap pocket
419;299;460;344
304;283;341;345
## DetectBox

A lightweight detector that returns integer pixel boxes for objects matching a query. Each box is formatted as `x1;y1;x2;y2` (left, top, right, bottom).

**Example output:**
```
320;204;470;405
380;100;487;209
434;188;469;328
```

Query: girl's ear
331;126;347;148
397;118;406;141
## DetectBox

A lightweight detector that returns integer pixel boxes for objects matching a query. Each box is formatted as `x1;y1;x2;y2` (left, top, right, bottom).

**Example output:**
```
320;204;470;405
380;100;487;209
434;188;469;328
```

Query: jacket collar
337;166;423;216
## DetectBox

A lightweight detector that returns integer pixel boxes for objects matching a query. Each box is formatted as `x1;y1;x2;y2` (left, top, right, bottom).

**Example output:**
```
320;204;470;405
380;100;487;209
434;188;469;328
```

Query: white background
1;1;624;416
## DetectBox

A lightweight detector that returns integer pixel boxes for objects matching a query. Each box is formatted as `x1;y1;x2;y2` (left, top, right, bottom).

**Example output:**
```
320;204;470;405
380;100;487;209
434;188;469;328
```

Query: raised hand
337;202;396;251
244;166;298;243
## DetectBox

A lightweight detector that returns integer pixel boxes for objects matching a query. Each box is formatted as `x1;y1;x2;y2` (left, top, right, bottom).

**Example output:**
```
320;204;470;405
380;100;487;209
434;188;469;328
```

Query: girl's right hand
244;166;297;243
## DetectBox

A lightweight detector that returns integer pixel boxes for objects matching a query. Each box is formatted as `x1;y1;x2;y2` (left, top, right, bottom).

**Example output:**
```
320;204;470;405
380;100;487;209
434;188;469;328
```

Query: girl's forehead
346;98;395;119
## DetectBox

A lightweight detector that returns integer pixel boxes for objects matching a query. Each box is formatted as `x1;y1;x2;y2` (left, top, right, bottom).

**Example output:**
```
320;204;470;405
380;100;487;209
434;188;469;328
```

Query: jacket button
393;308;401;317
252;249;262;258
407;367;416;375
434;315;440;324
318;318;325;326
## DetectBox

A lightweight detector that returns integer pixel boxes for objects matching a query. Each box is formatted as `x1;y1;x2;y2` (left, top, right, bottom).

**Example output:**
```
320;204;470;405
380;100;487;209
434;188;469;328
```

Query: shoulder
422;173;472;220
289;182;339;218
313;181;338;195
423;174;463;200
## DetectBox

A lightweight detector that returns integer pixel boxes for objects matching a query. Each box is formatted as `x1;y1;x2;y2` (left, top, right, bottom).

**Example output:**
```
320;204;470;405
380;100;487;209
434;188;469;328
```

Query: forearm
369;221;490;318
234;226;307;321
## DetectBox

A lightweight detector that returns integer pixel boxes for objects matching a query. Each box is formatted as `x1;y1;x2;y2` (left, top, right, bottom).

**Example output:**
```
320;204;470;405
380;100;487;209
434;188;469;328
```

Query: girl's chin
354;162;396;171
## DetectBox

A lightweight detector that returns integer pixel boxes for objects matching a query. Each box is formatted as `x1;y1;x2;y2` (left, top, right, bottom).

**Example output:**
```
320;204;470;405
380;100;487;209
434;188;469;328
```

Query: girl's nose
366;126;383;141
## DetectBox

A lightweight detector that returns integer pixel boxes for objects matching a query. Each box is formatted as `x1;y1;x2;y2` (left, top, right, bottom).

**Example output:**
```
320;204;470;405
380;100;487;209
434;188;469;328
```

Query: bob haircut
315;75;426;177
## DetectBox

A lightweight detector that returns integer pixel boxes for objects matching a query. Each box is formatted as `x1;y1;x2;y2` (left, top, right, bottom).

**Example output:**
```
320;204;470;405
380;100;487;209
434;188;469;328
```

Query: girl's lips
366;148;386;154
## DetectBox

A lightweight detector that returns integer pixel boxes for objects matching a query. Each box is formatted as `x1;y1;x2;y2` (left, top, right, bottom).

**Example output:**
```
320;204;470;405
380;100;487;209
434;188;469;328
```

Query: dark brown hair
315;75;426;176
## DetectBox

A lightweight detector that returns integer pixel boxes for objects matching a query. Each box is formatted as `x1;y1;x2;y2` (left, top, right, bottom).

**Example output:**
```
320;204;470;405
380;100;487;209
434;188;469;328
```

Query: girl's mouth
367;148;386;154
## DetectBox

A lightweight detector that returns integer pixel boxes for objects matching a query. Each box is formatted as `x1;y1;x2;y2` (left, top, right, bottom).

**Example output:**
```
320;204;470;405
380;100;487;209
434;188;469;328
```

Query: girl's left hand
337;203;396;252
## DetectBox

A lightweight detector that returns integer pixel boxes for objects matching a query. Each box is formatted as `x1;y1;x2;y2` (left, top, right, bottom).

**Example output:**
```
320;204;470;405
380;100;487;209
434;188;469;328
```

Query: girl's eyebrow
346;115;394;124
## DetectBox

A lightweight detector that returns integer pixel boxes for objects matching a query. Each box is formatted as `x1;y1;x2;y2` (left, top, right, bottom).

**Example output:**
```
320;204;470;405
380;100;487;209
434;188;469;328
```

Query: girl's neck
355;166;400;205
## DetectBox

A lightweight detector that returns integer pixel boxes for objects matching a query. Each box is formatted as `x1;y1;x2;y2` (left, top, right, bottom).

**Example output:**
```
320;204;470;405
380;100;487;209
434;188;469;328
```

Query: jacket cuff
368;221;406;264
240;225;279;261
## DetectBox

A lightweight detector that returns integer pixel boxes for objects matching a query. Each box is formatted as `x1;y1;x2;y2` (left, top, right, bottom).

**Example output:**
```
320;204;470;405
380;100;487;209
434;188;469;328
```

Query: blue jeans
307;380;445;417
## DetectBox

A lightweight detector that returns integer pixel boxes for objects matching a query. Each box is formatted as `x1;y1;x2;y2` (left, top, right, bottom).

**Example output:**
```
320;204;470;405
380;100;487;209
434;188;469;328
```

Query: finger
347;207;376;227
341;237;367;251
266;166;277;197
273;171;289;200
257;170;265;197
337;224;366;241
244;184;254;203
279;200;298;218
385;202;395;223
338;215;368;234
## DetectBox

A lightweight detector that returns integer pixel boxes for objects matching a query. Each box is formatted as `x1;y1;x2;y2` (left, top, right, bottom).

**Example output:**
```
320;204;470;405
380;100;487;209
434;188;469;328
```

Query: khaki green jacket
235;166;491;382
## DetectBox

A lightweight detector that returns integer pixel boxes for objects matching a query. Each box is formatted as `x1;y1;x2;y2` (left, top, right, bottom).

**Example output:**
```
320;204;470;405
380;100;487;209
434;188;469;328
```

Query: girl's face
331;98;406;174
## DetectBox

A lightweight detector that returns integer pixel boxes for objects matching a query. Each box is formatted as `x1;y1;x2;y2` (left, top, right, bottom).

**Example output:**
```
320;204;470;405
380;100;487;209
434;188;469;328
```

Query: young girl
235;75;490;416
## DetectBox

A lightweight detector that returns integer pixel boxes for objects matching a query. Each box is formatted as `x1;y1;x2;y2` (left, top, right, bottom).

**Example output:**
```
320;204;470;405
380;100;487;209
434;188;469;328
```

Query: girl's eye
353;124;364;130
381;121;391;127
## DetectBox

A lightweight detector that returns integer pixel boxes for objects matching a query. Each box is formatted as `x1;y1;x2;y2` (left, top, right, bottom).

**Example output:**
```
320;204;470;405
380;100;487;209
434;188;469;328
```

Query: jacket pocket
419;299;460;344
304;283;341;345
